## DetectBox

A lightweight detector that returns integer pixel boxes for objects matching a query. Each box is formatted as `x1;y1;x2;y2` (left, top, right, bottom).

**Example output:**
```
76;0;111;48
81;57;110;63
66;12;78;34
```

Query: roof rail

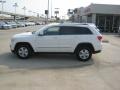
61;22;92;25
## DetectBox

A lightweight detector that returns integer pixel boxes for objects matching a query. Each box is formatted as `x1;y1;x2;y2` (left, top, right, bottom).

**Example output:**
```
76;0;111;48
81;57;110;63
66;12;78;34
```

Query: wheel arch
74;43;95;53
14;42;34;52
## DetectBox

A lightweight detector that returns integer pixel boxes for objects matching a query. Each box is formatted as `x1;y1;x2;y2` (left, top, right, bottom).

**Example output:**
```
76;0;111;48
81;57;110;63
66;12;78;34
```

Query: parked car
35;22;43;25
30;22;35;26
0;21;12;29
25;22;35;26
16;22;25;27
10;23;102;61
5;22;17;28
35;22;41;25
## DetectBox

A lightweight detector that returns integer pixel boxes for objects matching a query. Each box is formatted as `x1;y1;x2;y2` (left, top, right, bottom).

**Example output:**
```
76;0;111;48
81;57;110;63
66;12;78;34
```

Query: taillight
97;36;102;41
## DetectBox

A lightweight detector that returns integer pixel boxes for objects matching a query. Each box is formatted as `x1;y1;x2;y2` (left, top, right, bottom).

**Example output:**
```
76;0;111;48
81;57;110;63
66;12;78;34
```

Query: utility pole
33;12;36;17
33;12;37;22
55;8;59;21
47;0;49;23
28;10;32;16
22;6;26;22
0;0;6;20
51;0;52;18
13;3;18;21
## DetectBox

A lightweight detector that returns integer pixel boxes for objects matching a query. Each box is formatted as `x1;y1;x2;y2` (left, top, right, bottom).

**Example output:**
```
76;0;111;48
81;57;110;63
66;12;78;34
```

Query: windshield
6;22;12;24
0;22;5;25
33;25;48;34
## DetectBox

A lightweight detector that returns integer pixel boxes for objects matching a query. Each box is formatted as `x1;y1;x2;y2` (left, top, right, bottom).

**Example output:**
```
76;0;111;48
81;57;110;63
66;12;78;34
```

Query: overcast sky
3;0;120;17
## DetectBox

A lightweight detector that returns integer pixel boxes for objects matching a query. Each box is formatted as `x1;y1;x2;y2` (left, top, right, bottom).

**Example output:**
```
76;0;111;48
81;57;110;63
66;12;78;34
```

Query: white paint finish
10;23;102;53
35;35;60;52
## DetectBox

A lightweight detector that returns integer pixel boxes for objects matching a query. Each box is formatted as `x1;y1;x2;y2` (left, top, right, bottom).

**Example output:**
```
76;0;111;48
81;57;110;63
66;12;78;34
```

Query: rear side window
60;26;93;35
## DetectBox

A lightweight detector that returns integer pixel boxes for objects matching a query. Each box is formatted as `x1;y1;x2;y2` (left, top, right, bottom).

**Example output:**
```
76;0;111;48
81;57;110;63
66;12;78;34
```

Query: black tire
76;47;92;62
15;45;32;59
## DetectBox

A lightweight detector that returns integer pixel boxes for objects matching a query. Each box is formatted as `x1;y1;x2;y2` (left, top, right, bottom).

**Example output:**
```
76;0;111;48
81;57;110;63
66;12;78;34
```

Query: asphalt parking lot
0;26;120;90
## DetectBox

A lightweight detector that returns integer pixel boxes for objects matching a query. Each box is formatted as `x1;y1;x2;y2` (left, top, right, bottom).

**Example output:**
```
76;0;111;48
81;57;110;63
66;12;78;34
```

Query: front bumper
10;43;15;53
11;49;15;53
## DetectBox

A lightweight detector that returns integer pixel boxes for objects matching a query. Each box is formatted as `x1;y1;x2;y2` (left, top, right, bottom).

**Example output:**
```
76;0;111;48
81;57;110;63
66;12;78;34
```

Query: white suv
10;23;102;61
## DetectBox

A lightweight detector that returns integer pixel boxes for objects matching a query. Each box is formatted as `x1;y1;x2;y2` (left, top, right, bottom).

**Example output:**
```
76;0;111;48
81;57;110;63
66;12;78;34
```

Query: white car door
57;26;76;52
35;26;60;52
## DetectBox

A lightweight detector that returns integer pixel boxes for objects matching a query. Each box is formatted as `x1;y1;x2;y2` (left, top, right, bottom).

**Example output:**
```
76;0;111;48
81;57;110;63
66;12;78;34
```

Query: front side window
44;26;60;35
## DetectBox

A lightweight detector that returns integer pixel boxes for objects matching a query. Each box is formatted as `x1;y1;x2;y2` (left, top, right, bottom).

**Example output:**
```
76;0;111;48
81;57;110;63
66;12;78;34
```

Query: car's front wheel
76;47;92;62
15;45;32;59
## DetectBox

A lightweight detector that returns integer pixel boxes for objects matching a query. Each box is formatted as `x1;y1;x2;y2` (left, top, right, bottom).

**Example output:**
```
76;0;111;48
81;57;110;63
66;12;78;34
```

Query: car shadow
0;52;94;70
114;35;120;38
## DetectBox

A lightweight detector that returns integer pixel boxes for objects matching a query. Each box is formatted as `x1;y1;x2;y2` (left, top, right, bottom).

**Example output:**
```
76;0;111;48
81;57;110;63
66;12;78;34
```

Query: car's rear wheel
76;47;92;62
15;45;32;59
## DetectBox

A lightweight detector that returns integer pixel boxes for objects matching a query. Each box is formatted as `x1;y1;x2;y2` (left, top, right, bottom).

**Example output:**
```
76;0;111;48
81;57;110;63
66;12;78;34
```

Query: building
73;4;120;32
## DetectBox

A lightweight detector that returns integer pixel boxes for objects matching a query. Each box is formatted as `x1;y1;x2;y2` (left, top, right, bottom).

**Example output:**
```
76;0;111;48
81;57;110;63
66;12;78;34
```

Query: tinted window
60;26;93;35
44;26;60;35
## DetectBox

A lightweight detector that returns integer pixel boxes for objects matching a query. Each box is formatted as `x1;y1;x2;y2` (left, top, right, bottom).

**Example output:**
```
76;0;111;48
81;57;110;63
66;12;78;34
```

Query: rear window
60;26;93;35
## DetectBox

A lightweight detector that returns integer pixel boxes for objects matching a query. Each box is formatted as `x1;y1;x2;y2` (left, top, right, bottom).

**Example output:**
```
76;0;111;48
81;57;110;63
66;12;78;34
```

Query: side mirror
38;31;44;36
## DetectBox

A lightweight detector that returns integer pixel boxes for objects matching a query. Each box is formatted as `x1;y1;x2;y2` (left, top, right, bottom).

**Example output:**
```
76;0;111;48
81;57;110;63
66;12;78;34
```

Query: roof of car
47;23;95;27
